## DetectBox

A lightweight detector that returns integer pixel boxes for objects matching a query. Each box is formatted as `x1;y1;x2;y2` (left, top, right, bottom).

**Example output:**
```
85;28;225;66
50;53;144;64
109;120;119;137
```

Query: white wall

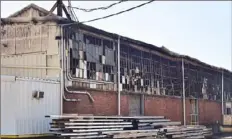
1;75;60;135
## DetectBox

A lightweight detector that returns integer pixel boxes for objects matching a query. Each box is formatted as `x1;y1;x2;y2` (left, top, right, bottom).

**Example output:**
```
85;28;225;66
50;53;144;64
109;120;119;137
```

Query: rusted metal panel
129;95;142;116
1;75;61;135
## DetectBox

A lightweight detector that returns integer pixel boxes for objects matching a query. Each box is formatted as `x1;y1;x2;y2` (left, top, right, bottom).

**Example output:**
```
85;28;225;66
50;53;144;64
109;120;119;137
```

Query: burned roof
1;3;231;74
77;23;231;74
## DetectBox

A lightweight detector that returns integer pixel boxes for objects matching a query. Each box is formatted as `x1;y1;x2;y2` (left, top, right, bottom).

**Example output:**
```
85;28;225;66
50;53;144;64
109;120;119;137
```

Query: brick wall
198;99;222;125
144;96;183;122
63;91;118;115
63;90;222;125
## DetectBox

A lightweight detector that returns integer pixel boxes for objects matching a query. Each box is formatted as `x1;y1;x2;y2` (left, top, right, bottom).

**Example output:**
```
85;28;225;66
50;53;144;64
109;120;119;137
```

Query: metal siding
105;48;115;65
1;76;60;135
86;44;97;62
1;79;17;135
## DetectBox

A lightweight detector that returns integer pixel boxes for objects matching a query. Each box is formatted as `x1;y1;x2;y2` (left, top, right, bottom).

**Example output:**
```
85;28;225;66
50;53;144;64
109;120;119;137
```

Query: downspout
59;25;79;115
117;35;121;116
60;24;94;104
182;58;186;126
62;26;94;102
64;86;94;102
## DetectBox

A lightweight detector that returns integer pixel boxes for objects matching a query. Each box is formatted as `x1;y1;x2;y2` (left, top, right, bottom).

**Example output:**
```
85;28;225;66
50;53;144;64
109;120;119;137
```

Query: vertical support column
117;35;121;116
182;58;186;126
222;70;224;115
141;94;145;116
59;25;64;115
57;0;63;17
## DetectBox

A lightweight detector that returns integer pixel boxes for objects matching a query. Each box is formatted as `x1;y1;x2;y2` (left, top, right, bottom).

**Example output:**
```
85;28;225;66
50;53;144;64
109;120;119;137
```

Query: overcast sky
1;1;232;70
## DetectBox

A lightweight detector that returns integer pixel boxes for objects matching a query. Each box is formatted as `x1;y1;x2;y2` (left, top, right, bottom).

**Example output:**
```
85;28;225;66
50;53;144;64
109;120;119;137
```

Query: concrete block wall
1;23;60;78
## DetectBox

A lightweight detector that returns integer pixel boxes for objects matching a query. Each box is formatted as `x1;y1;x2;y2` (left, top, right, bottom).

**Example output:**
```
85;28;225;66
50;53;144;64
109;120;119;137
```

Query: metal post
182;58;186;125
117;35;121;116
60;26;64;115
57;0;63;17
222;70;224;115
0;0;2;133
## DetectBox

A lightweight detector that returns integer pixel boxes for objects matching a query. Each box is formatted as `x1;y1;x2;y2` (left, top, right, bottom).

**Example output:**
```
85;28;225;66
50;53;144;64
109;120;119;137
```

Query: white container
1;75;61;136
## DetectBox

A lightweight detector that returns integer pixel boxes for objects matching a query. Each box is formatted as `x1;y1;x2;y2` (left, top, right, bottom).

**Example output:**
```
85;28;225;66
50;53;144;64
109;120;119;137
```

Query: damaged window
103;39;113;50
87;62;96;80
83;34;102;46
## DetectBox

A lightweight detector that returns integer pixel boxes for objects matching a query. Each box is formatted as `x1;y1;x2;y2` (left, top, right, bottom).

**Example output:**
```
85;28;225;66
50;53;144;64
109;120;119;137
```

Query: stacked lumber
45;115;212;139
160;125;213;139
45;115;178;138
136;118;181;130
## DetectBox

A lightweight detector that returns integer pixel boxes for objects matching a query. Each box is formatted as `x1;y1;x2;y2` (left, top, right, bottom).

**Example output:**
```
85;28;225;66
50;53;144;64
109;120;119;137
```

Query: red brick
63;90;222;125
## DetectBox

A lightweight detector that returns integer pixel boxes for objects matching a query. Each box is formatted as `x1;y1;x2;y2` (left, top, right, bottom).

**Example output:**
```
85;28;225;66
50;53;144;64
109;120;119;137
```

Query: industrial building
0;3;231;137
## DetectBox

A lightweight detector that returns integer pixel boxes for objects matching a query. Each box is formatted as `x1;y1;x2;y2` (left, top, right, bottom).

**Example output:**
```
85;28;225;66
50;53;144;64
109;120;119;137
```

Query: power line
68;0;128;12
79;0;155;24
68;0;79;21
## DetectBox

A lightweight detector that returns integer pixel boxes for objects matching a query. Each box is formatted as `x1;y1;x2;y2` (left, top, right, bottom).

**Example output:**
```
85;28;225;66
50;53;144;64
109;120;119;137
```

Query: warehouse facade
1;4;231;135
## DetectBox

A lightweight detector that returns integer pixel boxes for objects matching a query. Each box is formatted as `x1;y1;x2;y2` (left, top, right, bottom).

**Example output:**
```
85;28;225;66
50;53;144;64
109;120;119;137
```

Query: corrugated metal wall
1;76;60;135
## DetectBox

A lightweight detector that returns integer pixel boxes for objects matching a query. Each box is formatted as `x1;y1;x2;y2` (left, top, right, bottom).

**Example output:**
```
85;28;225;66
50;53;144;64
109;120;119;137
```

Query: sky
1;1;232;71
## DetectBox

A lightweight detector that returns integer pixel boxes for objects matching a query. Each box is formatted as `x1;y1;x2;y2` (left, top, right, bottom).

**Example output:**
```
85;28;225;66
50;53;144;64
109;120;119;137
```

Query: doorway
190;98;199;125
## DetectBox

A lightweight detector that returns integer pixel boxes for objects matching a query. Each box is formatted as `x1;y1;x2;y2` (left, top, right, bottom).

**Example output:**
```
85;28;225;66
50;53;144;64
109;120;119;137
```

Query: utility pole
48;0;72;20
222;70;224;115
57;0;63;17
117;35;121;116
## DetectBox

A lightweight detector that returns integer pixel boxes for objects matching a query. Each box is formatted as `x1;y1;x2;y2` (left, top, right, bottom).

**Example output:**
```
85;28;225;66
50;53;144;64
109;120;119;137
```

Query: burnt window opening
103;39;113;50
95;38;102;46
120;44;129;53
130;47;141;56
152;54;160;62
226;108;231;115
87;62;96;80
69;48;79;76
143;51;151;59
103;65;113;74
83;34;102;46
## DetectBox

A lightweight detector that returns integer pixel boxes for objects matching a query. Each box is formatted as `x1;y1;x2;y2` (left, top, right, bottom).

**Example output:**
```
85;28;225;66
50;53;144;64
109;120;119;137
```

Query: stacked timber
45;115;212;139
160;125;213;139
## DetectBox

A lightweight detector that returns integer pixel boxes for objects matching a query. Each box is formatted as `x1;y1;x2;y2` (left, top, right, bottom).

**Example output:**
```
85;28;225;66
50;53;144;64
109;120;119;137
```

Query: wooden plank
185;135;205;139
138;119;170;123
112;132;158;139
151;121;181;126
70;135;107;139
46;115;164;119
172;132;203;138
102;129;159;135
72;128;123;133
63;122;132;126
69;119;124;122
56;132;99;136
64;125;133;129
